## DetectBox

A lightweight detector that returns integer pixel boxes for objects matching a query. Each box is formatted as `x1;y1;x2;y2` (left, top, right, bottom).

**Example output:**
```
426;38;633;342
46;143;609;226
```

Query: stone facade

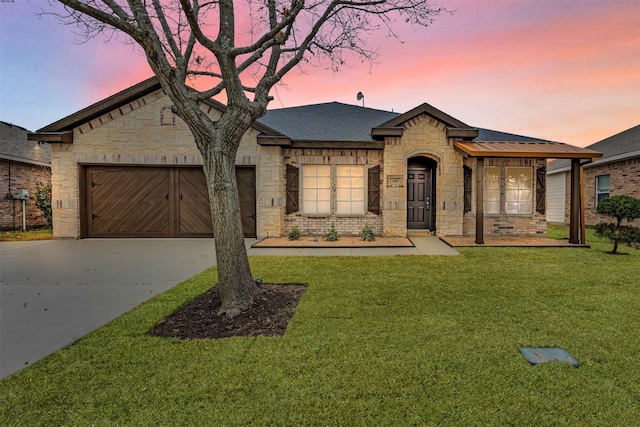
382;114;465;237
45;89;556;240
50;90;270;238
561;156;640;227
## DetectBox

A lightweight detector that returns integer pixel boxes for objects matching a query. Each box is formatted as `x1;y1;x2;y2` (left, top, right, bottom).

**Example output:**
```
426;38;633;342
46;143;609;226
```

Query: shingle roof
0;121;51;166
257;102;399;142
474;128;558;143
547;124;640;173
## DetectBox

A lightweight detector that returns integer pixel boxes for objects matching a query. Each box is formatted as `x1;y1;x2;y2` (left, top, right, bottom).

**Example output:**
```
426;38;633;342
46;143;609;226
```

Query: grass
1;230;639;425
0;228;52;242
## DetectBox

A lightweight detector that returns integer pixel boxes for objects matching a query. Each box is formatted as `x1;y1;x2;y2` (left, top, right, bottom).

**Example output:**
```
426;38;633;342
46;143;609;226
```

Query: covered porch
454;140;602;245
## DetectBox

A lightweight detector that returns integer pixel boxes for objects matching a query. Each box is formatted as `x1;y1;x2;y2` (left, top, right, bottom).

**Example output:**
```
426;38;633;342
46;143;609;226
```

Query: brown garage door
84;166;256;238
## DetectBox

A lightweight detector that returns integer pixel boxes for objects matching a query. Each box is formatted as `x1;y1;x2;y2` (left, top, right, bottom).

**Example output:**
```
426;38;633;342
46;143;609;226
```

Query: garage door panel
84;167;256;238
88;169;171;237
179;169;213;236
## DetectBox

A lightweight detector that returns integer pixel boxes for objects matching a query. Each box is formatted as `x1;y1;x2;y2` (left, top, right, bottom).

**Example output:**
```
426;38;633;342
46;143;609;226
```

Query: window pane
486;201;500;215
317;201;330;213
351;201;365;213
318;165;330;176
596;175;610;192
337;201;350;214
317;189;331;201
317;176;331;188
337;188;351;201
337;166;351;177
337;177;350;188
351;177;365;188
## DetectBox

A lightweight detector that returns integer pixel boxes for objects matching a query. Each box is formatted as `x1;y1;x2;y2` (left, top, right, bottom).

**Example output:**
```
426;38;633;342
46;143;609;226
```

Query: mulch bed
149;284;306;339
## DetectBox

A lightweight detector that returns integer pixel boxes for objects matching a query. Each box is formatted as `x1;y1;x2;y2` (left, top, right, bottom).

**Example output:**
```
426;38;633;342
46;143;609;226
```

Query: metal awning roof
454;140;603;160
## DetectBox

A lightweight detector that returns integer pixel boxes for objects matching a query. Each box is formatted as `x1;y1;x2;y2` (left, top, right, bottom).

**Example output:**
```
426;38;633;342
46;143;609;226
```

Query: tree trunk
188;107;259;318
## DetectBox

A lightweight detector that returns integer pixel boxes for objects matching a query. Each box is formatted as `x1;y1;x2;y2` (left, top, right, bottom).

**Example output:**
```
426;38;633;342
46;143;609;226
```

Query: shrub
595;195;640;254
34;182;52;226
324;224;339;241
359;223;376;241
287;225;301;241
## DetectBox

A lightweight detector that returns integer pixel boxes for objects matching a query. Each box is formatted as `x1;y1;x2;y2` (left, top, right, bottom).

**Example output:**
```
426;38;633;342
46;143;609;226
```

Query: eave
258;137;384;150
27;131;74;144
454;140;603;160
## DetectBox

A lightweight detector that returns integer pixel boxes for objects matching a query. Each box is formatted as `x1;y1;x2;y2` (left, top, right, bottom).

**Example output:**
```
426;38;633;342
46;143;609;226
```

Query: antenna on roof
356;92;364;107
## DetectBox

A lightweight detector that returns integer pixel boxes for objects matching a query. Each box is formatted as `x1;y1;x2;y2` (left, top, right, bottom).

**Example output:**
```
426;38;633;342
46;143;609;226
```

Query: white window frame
336;165;366;215
484;166;533;215
302;165;331;215
595;174;610;208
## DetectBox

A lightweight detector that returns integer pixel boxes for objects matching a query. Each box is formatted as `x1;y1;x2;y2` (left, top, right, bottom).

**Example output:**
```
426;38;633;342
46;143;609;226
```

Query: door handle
425;197;430;210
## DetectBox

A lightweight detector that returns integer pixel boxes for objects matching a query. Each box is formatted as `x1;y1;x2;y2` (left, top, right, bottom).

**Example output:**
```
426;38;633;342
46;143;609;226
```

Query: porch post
475;157;484;245
569;158;582;244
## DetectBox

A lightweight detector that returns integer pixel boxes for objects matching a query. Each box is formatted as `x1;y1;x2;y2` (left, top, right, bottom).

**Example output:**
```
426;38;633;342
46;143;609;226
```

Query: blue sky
1;0;638;147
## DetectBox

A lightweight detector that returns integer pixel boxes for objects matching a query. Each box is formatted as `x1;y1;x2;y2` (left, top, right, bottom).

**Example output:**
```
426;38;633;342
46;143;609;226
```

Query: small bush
324;224;339;241
34;182;52;226
359;223;376;241
288;225;301;241
595;195;640;254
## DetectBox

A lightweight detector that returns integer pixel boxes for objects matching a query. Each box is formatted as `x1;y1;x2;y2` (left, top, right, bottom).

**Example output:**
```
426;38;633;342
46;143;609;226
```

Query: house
1;121;51;231
28;77;601;243
547;125;640;226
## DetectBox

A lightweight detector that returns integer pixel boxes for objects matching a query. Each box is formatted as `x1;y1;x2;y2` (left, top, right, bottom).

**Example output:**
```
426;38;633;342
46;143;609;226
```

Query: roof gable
377;102;471;129
35;77;278;137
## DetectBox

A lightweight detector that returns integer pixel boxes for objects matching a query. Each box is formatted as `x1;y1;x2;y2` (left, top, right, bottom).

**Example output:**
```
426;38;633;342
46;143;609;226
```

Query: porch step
406;230;433;237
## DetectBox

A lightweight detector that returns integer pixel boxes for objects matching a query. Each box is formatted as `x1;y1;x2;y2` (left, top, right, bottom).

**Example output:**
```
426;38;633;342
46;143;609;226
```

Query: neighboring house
0;121;51;231
29;77;601;243
547;125;640;226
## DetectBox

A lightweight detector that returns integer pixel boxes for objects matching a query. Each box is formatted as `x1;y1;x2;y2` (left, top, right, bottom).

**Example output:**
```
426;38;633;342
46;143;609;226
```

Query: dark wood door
407;166;433;230
86;168;172;237
84;167;256;238
178;169;214;236
236;167;257;238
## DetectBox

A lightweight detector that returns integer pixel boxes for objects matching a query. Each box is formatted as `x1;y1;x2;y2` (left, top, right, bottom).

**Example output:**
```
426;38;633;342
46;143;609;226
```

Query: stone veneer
50;90;282;238
382;114;465;237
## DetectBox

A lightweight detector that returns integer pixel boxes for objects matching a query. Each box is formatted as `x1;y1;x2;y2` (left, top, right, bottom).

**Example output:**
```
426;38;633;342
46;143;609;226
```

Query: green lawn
1;231;638;425
0;228;52;242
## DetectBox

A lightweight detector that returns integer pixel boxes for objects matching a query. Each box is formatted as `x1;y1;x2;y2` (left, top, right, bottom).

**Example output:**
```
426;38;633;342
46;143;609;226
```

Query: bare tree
51;0;447;317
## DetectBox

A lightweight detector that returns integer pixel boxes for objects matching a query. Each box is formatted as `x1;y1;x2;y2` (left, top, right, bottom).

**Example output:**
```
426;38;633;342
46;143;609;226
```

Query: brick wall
283;148;383;236
462;157;547;237
566;156;640;226
0;159;51;230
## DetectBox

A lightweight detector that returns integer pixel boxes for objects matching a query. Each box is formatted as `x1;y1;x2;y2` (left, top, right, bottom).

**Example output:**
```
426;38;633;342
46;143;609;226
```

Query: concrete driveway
0;239;219;379
1;236;456;379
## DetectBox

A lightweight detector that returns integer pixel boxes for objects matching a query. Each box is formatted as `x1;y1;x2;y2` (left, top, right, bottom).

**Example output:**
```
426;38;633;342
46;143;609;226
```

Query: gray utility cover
519;347;579;367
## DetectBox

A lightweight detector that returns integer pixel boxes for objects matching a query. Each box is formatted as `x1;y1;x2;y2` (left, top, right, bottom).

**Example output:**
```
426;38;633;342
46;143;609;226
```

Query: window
302;165;331;214
337;165;365;214
484;166;533;215
505;167;532;214
596;175;610;207
484;166;501;215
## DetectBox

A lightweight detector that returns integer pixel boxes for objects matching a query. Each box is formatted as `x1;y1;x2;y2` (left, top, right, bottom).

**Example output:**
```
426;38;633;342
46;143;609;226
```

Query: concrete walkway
0;237;456;378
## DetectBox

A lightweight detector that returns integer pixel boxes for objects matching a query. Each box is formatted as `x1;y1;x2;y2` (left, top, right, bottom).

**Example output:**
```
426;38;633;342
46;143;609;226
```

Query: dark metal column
569;158;582;244
475;157;484;245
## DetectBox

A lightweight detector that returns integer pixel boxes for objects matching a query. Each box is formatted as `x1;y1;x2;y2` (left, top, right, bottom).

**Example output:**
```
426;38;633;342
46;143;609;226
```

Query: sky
1;0;638;147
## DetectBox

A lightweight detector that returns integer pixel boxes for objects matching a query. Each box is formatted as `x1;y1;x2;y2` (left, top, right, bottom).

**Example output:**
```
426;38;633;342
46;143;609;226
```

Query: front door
407;166;433;230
